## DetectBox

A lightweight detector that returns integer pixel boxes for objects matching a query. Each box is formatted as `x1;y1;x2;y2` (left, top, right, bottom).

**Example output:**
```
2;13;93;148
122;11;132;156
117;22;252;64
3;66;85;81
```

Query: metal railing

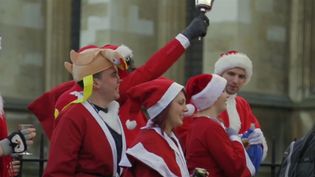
18;135;282;177
17;134;47;177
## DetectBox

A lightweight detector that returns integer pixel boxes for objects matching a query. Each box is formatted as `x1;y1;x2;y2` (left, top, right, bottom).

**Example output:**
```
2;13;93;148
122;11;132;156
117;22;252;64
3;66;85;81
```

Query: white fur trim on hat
214;52;253;84
191;74;227;111
147;82;184;119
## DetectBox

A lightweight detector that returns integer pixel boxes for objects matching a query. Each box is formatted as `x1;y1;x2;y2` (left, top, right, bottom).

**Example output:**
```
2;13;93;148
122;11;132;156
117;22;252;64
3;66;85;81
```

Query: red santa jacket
219;95;268;160
0;113;12;177
28;34;189;143
219;95;260;134
185;116;255;177
43;101;127;177
122;127;190;177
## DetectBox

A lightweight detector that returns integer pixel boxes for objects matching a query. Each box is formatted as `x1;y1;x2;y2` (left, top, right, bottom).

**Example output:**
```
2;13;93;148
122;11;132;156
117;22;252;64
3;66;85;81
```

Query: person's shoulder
192;116;222;129
138;129;161;140
58;103;87;121
236;95;250;104
132;129;166;147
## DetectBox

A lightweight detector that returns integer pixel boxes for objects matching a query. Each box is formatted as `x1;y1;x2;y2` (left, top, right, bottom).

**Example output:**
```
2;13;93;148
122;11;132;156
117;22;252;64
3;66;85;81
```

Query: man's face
221;67;247;95
94;66;121;102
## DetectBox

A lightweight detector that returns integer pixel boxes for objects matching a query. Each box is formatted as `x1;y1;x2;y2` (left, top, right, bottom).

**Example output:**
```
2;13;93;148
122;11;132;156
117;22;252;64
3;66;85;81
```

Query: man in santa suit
28;12;210;147
0;96;36;177
213;50;268;172
43;48;128;177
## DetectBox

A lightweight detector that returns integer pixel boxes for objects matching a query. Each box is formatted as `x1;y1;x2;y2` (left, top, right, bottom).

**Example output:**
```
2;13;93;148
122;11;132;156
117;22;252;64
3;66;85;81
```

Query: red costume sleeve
119;38;186;103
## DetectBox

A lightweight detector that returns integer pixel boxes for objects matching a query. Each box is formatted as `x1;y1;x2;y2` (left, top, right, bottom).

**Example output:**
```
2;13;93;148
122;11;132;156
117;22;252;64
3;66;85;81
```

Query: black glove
0;131;27;155
182;12;210;41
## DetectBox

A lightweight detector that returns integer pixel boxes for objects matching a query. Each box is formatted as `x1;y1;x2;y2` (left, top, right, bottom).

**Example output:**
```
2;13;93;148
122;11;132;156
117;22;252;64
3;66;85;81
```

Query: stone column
289;0;315;102
45;0;72;90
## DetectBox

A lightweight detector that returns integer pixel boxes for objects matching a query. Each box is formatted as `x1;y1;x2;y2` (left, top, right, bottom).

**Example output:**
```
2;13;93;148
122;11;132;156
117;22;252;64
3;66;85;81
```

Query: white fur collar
107;100;120;114
226;94;241;132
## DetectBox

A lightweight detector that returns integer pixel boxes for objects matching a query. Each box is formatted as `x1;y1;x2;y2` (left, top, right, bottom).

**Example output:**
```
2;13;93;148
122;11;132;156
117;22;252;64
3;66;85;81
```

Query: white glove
248;128;264;145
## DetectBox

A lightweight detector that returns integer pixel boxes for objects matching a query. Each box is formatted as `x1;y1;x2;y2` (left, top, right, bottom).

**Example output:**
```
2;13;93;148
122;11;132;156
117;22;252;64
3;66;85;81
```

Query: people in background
28;12;210;148
183;73;256;177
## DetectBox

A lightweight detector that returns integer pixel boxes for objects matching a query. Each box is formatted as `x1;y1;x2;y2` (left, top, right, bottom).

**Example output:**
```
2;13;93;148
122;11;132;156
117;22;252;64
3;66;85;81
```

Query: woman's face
165;91;188;130
214;91;229;113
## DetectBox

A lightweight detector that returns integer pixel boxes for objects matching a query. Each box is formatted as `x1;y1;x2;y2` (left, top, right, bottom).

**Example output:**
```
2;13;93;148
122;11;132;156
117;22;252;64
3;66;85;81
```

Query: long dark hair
150;104;172;131
148;89;186;132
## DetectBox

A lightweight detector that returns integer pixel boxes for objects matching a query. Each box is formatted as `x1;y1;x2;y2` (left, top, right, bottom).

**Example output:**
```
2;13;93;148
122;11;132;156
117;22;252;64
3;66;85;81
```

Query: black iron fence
17;135;282;177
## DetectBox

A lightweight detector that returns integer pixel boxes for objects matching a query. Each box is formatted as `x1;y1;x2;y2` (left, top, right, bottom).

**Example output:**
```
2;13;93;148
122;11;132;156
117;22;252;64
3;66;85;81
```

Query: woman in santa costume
27;12;210;146
121;78;194;177
43;48;128;177
184;74;256;177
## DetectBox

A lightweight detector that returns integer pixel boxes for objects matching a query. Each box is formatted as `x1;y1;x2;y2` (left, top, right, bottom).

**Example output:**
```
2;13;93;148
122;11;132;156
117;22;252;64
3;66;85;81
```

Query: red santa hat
185;74;227;115
214;50;253;84
125;78;184;129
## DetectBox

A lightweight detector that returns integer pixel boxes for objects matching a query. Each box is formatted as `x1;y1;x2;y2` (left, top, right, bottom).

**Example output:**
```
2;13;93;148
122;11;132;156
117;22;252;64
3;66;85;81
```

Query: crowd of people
0;11;269;177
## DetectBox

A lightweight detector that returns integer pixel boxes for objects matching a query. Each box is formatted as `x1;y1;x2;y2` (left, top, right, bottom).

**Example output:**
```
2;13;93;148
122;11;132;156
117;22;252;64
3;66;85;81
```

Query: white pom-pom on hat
184;104;195;117
126;119;137;130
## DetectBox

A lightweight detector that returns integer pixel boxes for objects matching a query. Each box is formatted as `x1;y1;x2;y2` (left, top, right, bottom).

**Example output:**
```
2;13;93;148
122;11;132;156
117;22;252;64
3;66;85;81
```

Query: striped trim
175;33;190;49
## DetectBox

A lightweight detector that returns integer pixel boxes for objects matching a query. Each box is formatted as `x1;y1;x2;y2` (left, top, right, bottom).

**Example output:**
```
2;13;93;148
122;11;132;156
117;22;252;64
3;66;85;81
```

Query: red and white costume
176;74;255;177
120;78;189;177
0;97;12;177
122;128;189;177
214;51;268;159
220;95;260;134
28;34;190;146
119;34;189;146
43;101;127;177
185;116;255;177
